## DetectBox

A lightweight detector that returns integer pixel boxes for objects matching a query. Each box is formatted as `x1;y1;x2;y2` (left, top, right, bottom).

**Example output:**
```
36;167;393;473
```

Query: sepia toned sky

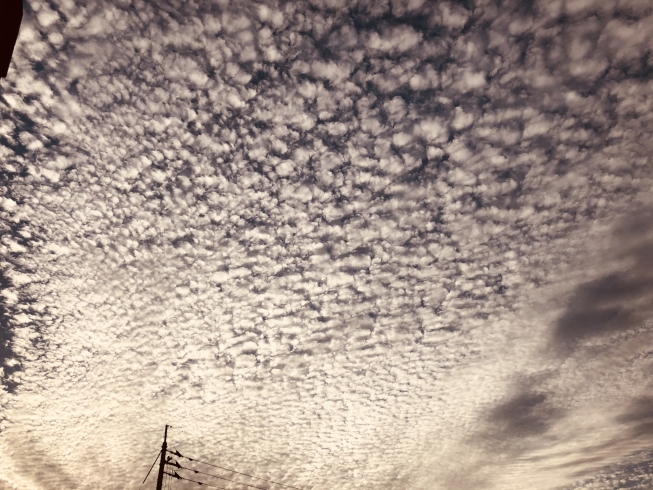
1;0;653;489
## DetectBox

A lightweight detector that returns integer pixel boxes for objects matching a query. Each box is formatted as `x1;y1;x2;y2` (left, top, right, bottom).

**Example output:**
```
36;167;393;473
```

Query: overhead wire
169;449;303;490
138;450;161;490
165;471;229;489
169;460;270;490
168;426;281;464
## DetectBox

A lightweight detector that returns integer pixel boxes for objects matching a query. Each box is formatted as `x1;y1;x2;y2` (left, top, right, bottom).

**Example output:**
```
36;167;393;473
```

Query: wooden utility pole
155;425;168;490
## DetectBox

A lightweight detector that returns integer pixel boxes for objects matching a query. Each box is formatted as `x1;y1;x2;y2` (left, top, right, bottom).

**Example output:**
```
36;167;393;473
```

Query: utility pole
155;425;168;490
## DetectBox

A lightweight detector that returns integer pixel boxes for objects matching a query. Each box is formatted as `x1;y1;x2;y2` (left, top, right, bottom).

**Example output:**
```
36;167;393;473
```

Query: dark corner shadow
552;211;653;349
0;0;23;78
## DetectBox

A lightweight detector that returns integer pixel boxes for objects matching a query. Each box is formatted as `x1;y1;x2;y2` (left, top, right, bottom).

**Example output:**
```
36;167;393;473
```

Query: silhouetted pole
155;425;168;490
1;0;23;78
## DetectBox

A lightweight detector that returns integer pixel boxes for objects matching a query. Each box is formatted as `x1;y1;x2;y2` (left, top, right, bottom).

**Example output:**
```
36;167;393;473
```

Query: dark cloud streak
554;213;653;345
489;391;560;439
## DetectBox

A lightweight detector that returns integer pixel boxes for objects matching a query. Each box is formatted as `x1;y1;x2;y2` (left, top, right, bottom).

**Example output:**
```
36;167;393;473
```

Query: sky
1;0;653;489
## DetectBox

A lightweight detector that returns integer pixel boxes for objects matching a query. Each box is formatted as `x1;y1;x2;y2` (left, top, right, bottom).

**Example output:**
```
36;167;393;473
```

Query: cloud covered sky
1;0;653;489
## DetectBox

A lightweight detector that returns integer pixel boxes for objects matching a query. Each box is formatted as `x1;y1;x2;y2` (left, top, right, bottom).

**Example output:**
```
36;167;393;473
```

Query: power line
165;471;228;489
166;467;173;490
168;426;281;464
169;459;269;490
169;449;303;490
138;450;161;490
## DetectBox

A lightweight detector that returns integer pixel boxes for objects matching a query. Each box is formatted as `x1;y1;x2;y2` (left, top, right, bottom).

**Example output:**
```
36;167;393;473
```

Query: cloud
0;0;652;489
561;450;653;490
488;391;561;439
554;213;653;345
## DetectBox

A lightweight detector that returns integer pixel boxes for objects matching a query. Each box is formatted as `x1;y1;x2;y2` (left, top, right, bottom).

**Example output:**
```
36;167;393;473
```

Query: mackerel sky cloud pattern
1;1;653;489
